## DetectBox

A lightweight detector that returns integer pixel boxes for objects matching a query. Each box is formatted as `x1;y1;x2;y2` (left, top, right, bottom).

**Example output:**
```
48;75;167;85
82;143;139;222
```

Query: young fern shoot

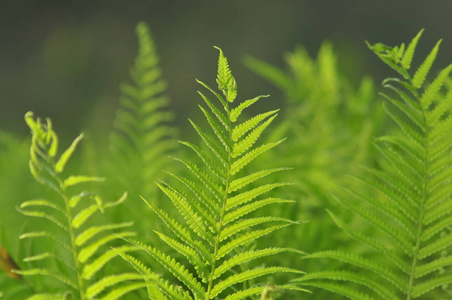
295;30;452;299
125;48;307;299
16;112;141;300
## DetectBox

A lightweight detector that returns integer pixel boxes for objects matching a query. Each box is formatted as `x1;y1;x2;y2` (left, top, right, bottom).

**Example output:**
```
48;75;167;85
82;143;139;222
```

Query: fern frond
125;47;304;299
19;112;137;299
298;30;452;299
109;21;176;208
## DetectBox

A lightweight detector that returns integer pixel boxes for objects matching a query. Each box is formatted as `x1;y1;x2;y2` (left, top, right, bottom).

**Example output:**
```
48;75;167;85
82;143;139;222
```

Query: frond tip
214;46;237;103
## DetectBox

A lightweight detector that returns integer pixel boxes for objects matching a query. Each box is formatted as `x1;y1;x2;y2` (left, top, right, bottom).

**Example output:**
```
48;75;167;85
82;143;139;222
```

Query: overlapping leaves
295;30;452;299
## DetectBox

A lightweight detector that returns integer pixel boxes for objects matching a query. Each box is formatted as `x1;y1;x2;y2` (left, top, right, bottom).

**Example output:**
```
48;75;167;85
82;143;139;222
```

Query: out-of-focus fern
245;42;381;206
15;112;141;299
123;47;307;299
296;30;452;299
110;22;176;203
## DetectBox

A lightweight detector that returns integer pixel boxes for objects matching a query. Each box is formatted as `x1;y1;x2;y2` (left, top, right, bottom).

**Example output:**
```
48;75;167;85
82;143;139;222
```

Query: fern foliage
110;21;176;201
295;30;452;299
245;42;381;204
17;112;140;300
124;47;307;299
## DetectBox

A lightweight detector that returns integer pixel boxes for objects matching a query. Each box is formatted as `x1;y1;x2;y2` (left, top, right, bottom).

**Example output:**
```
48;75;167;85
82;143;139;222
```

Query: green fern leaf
78;231;135;263
214;248;301;279
55;133;84;173
86;273;150;298
61;175;104;189
82;246;140;280
217;224;292;259
229;95;269;122
98;282;149;300
401;29;424;70
75;222;133;246
209;267;303;298
412;39;442;88
231;109;278;142
232;114;277;157
230;139;286;175
411;274;452;298
26;293;69;300
223;198;294;225
419;64;452;110
229;168;290;192
123;47;304;299
222;286;265;300
219;217;293;241
14;269;77;289
197;91;230;130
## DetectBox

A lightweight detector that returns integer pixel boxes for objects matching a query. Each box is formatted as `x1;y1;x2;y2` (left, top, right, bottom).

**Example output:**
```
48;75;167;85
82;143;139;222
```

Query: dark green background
1;0;451;136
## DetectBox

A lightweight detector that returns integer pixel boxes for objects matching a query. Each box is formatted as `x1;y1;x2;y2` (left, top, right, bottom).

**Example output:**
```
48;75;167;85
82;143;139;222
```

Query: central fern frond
124;47;307;299
295;30;452;299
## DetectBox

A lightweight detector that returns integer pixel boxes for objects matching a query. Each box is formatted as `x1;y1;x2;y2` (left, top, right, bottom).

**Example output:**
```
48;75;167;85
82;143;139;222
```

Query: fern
110;22;176;203
121;47;308;299
295;30;452;299
245;42;382;203
16;112;141;299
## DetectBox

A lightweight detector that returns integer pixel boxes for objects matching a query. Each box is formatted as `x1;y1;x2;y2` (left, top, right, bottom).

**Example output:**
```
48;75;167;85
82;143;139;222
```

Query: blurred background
1;0;451;137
